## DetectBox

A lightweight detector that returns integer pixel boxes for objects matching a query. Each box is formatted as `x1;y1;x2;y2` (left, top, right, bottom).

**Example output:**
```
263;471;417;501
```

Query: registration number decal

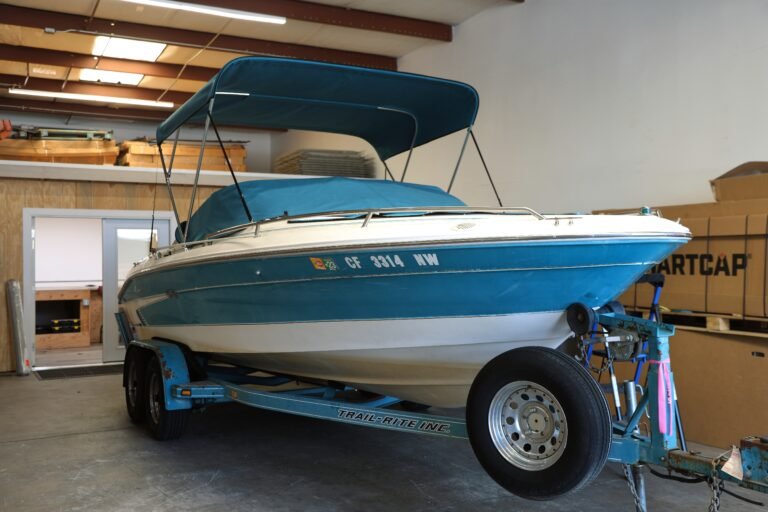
311;253;439;271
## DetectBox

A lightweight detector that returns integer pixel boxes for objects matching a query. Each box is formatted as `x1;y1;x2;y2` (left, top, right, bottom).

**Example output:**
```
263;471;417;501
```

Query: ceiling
0;0;510;124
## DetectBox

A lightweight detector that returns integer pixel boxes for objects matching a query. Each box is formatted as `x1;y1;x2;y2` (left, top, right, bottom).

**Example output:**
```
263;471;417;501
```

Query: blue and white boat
119;57;690;409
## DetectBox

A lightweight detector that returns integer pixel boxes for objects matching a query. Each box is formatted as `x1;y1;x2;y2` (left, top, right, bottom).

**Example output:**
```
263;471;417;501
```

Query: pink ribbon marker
648;359;673;435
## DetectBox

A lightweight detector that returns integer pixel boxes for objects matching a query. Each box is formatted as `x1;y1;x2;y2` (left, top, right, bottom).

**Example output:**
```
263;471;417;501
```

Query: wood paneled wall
0;178;221;373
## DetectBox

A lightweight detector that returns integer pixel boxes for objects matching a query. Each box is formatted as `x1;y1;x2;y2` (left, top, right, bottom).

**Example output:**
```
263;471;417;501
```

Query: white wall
266;1;768;212
395;0;768;212
35;217;102;288
0;110;273;172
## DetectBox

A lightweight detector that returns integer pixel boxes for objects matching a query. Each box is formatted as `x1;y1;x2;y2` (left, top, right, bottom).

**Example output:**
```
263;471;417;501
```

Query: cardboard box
711;162;768;202
589;328;766;448
600;164;768;318
619;212;766;317
670;329;768;448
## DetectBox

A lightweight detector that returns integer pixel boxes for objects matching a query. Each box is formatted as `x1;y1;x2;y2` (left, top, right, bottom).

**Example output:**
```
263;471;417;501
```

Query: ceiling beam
0;74;193;105
0;5;396;70
183;0;452;41
0;96;172;122
0;97;288;132
0;44;216;82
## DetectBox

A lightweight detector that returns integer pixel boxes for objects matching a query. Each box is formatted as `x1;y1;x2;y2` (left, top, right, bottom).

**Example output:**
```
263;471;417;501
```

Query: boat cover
156;57;479;160
181;177;466;242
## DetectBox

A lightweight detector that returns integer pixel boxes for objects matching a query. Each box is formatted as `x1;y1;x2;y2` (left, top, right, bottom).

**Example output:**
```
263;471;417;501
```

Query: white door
102;219;170;362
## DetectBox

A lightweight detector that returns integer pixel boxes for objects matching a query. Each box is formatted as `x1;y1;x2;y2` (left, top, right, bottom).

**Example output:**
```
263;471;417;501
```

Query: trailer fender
129;340;192;411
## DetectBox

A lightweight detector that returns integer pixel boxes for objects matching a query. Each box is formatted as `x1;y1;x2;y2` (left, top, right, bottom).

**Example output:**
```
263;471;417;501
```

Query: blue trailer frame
118;312;768;508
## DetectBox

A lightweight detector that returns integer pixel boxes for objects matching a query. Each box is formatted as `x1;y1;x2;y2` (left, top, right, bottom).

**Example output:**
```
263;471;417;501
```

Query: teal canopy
156;57;479;160
181;177;466;242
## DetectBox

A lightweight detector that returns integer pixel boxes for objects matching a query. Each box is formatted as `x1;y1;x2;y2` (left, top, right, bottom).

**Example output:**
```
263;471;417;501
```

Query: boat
118;57;691;409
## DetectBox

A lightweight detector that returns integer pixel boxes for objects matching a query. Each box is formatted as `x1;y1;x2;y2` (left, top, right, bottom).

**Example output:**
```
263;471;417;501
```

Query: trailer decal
337;408;451;433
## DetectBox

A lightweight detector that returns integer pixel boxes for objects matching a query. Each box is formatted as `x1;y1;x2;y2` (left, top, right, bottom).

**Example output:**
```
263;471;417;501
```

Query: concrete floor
35;344;103;368
0;373;763;512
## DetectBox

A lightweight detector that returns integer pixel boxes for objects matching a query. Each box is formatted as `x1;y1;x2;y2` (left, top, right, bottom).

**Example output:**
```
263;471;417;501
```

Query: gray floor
0;373;762;512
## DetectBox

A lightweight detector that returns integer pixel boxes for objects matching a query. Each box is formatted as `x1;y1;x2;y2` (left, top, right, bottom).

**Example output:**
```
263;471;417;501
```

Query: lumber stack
117;140;247;172
0;138;119;165
274;149;375;178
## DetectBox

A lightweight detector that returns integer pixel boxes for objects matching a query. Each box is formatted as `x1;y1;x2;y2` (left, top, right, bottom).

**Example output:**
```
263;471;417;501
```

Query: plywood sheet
89;291;102;344
36;332;90;350
0;179;25;373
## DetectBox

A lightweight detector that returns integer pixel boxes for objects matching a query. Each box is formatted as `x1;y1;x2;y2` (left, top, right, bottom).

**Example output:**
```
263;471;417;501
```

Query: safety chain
623;464;645;512
576;336;611;378
708;462;724;512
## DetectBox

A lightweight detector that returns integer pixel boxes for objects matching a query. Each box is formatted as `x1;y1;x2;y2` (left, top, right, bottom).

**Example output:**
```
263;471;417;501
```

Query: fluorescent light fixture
92;36;166;62
8;88;174;109
120;0;286;24
80;69;144;86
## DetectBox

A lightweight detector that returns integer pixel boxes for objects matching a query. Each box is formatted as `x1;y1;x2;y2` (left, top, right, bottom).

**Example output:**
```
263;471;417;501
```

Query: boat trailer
118;308;767;511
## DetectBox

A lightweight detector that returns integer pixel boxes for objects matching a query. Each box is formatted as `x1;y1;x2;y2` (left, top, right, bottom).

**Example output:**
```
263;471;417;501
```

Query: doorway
22;209;174;369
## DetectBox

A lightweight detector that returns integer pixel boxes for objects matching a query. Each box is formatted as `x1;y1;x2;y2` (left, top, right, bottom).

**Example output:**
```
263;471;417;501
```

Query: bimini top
181;177;466;242
156;57;479;160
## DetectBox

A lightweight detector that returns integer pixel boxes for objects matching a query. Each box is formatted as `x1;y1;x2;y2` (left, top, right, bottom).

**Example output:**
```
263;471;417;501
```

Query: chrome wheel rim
148;369;162;424
127;360;139;409
488;380;568;471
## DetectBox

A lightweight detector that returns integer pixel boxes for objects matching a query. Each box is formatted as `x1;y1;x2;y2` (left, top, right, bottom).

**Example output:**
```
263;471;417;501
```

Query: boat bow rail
144;206;548;257
139;209;689;265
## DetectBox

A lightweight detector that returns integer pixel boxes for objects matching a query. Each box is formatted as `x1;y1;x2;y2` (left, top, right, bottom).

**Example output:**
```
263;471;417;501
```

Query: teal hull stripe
123;238;685;326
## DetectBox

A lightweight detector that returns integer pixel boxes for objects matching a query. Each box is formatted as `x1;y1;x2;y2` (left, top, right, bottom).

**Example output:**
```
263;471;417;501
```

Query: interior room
0;1;766;511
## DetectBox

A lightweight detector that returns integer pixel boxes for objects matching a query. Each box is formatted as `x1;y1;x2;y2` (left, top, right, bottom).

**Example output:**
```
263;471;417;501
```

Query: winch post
598;311;768;499
598;312;680;464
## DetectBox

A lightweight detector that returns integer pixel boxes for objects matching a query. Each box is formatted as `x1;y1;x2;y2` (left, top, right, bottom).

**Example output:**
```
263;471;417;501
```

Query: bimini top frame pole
157;130;183;228
158;95;255;244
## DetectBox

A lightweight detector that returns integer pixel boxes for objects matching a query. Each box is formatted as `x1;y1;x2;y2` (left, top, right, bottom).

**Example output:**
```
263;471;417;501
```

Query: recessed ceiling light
120;0;286;24
8;88;174;108
92;36;167;62
80;69;145;86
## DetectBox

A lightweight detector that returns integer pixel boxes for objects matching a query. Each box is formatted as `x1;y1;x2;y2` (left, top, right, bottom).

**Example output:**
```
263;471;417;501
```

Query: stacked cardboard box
603;163;768;318
117;140;247;172
598;162;768;448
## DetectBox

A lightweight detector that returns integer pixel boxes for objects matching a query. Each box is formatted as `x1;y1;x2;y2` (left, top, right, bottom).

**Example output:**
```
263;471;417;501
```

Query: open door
102;219;170;362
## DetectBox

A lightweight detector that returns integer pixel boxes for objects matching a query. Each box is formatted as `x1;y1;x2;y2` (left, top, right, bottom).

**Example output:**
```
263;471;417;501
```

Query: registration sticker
310;257;338;271
310;257;327;270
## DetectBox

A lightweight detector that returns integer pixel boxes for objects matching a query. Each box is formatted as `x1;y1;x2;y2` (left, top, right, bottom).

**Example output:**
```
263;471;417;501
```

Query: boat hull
121;234;686;407
135;312;566;407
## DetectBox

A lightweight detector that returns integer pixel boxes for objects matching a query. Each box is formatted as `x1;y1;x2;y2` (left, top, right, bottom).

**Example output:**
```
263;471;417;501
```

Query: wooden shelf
35;288;91;350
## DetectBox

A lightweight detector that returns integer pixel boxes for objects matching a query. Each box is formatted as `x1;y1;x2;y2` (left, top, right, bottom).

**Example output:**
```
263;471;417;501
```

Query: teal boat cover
181;177;466;242
156;57;479;160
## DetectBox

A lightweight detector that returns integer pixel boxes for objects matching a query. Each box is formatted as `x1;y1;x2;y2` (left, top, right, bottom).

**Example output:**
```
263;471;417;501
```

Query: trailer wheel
144;355;190;441
124;347;147;424
467;347;610;500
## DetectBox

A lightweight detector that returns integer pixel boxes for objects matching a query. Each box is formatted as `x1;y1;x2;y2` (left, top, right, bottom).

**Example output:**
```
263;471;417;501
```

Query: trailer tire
466;346;611;500
124;347;148;424
144;355;190;441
